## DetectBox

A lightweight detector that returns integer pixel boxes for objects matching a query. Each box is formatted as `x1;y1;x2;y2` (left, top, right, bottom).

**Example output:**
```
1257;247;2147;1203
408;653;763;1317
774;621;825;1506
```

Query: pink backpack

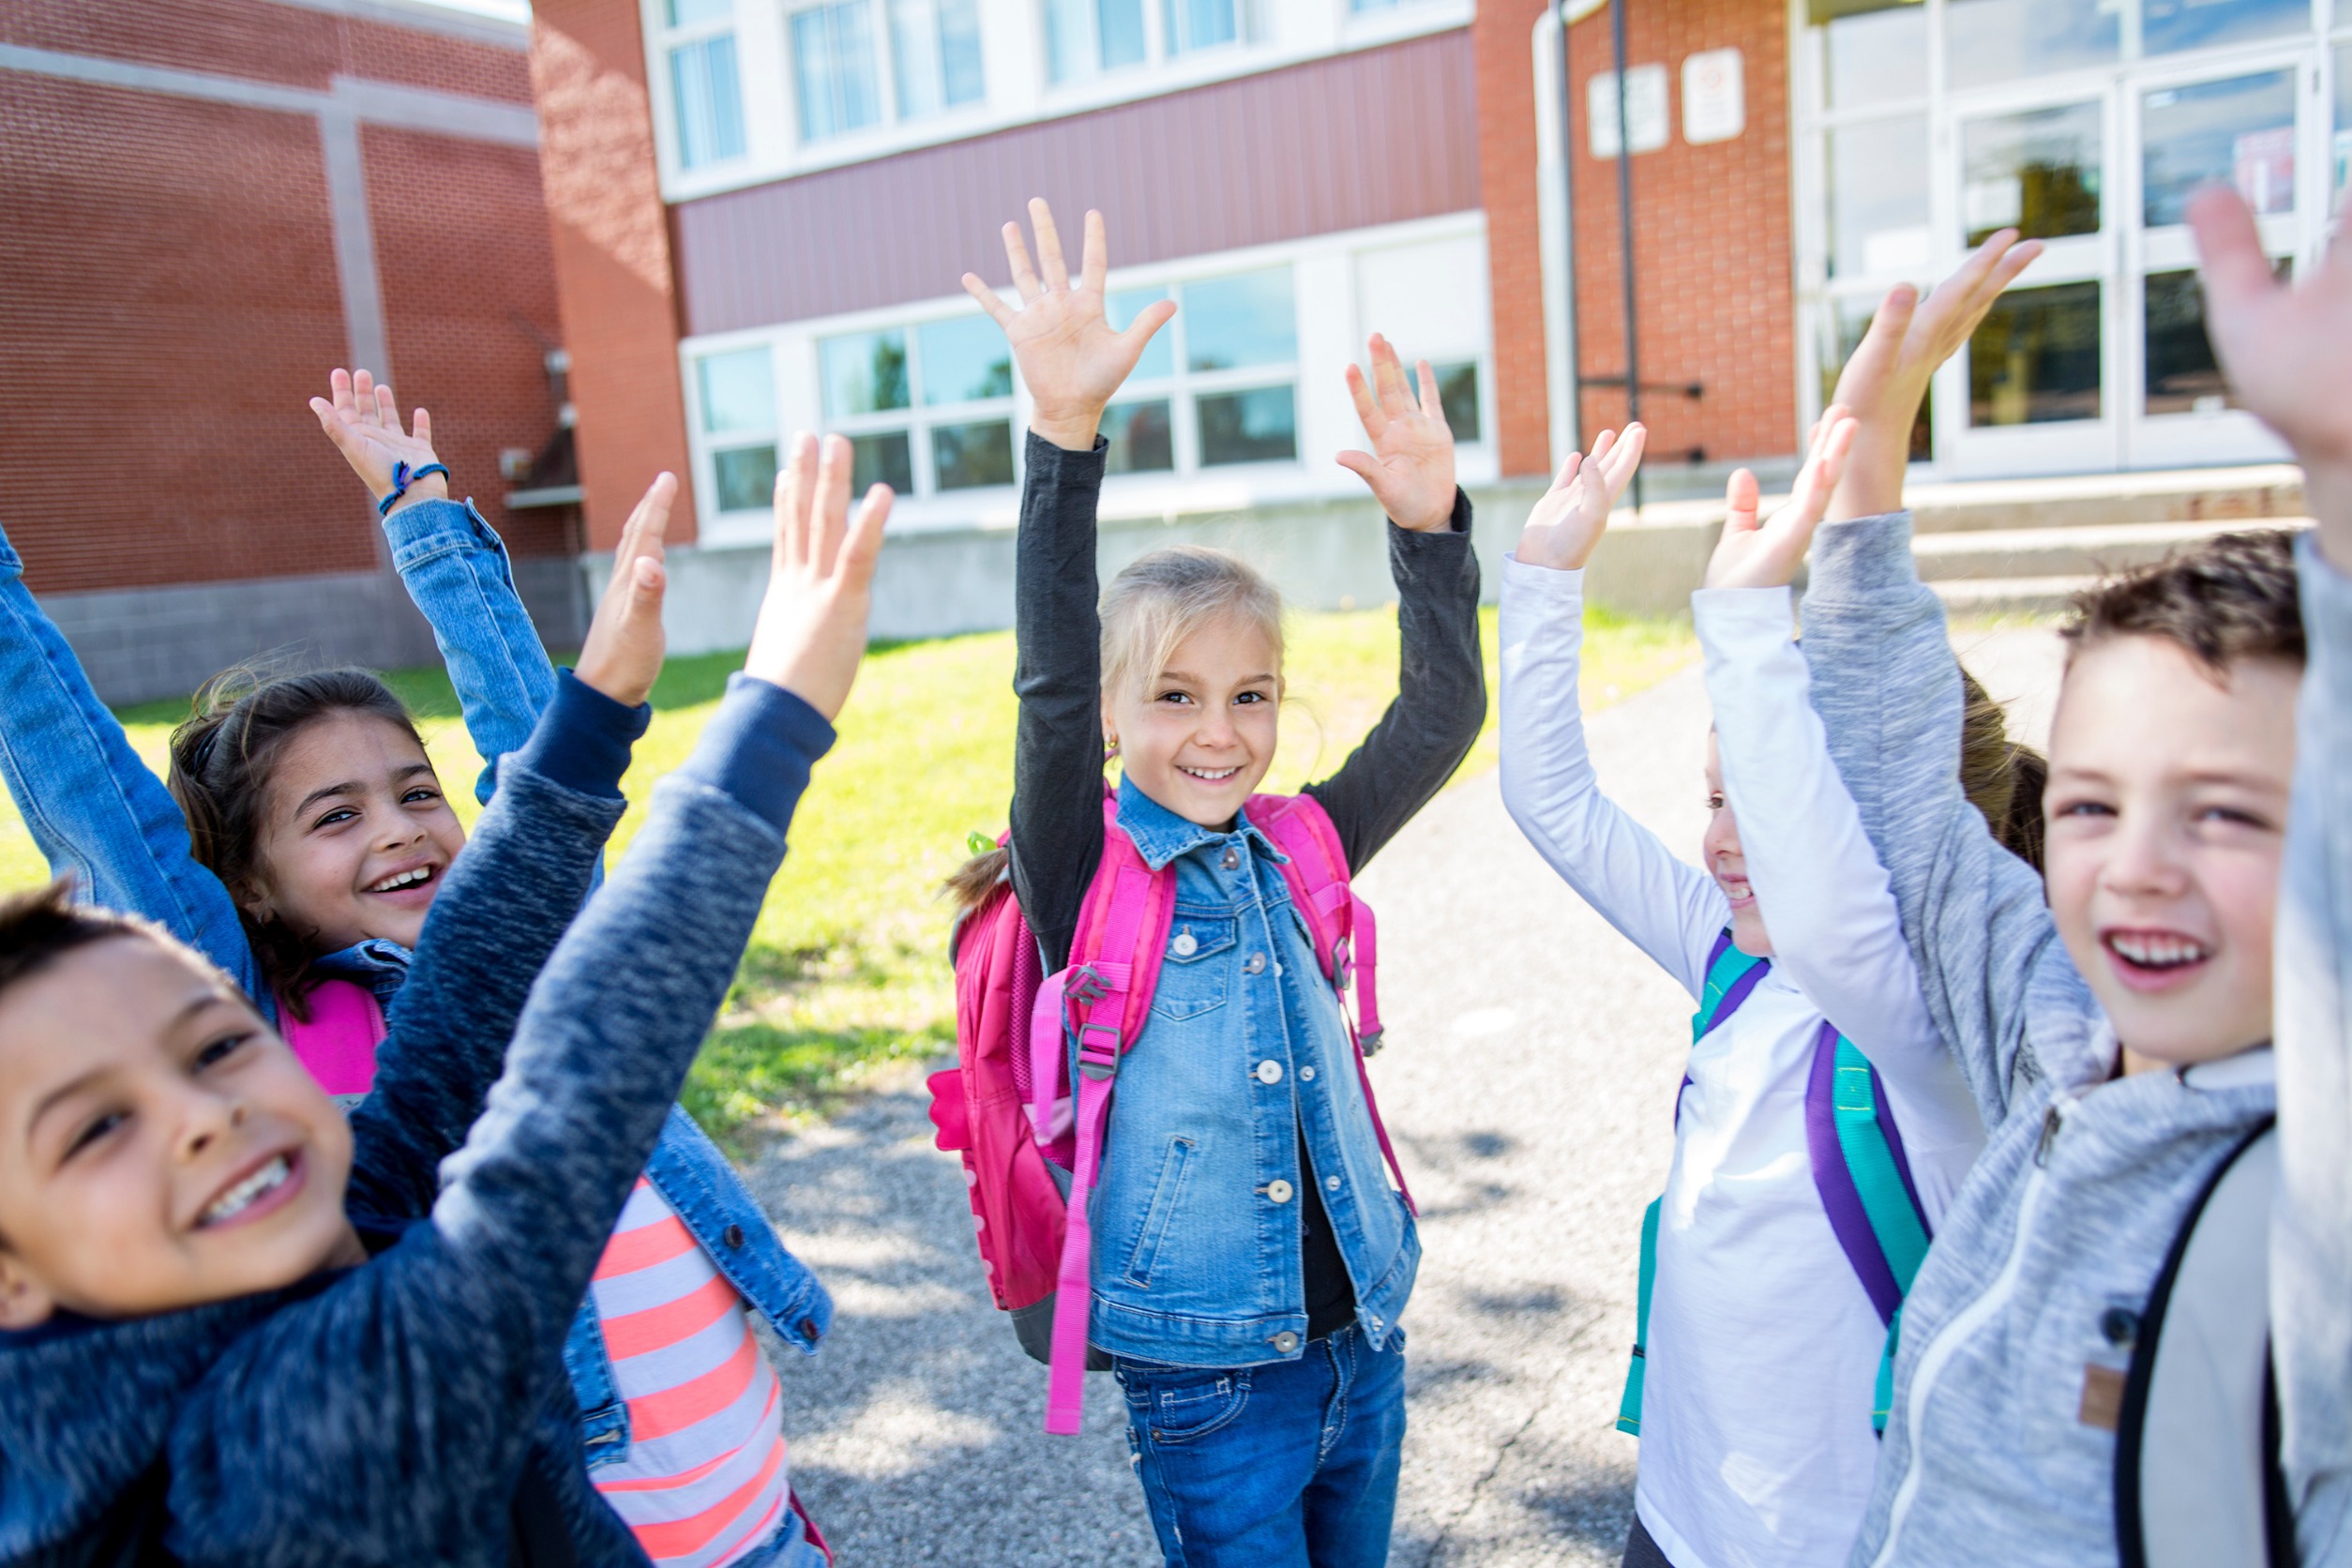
279;978;387;1106
927;790;1415;1435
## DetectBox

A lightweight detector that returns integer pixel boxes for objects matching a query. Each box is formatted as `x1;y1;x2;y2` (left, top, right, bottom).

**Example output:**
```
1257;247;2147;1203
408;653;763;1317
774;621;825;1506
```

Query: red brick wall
530;0;697;550
364;125;575;559
0;0;532;103
0;6;565;596
1477;0;1798;476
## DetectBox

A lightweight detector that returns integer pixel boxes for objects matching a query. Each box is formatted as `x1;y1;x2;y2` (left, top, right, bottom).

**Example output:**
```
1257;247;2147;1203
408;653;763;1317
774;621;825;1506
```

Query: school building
524;0;2347;645
0;0;580;702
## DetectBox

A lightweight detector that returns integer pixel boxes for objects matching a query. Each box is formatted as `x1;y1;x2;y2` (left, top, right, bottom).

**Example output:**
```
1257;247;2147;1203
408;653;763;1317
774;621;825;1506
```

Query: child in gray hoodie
1772;184;2345;1568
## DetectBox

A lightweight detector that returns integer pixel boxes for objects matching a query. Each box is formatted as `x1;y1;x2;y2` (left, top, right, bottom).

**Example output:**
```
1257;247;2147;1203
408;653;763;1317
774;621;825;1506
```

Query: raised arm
1302;336;1485;873
0;520;257;994
968;203;1173;972
2189;185;2352;1566
1497;426;1727;997
172;435;887;1559
1695;415;1983;1154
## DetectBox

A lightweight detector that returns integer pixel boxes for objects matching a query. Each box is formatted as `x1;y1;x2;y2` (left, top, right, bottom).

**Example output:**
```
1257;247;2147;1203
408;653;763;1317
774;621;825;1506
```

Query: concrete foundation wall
598;480;1716;659
50;554;589;705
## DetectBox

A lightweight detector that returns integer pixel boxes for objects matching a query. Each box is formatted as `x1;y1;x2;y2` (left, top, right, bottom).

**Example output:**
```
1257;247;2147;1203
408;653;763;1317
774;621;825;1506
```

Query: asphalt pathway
747;624;2064;1566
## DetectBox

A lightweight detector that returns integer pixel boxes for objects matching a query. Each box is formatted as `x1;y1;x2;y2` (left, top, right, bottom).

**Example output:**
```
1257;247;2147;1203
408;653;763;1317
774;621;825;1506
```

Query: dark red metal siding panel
673;27;1479;336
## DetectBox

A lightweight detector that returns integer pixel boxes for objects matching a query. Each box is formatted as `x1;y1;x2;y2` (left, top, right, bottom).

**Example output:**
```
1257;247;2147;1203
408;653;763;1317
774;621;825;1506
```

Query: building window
1166;0;1244;54
662;0;746;170
697;347;779;511
1044;0;1254;83
790;0;984;142
1101;265;1301;471
2336;43;2350;213
815;313;1016;497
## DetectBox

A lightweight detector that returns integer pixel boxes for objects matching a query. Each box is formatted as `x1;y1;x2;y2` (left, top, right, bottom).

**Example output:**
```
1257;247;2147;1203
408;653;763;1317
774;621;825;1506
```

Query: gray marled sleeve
2277;535;2352;1566
1798;511;2074;1128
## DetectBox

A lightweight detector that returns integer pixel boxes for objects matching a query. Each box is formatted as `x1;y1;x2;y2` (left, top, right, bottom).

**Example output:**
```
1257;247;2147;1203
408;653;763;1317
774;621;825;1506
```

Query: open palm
963;201;1173;448
1514;424;1648;572
1704;408;1860;590
309;368;443;506
1337;335;1456;532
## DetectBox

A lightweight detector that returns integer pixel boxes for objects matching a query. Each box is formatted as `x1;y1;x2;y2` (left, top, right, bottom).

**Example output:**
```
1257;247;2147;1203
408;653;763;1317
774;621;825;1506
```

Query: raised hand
2190;184;2352;568
1704;408;1861;591
746;433;892;720
961;201;1175;453
573;474;675;708
1513;424;1649;572
1337;335;1457;533
1826;230;2043;522
309;369;449;515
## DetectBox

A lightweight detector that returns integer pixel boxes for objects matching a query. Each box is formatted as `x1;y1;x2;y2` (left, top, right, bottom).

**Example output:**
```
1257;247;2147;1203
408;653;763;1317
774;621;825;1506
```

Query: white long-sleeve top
1498;559;1983;1568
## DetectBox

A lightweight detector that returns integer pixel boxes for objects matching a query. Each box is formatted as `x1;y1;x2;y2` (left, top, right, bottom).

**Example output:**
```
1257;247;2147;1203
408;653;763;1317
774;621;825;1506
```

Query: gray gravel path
746;626;2064;1566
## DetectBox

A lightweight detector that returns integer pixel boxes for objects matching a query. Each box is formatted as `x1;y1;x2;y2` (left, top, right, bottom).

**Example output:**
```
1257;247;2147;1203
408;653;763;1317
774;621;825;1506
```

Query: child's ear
0;1247;58;1330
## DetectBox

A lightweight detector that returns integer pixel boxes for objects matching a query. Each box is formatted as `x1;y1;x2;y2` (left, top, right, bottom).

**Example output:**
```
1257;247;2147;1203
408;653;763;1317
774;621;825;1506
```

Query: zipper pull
2035;1104;2063;1168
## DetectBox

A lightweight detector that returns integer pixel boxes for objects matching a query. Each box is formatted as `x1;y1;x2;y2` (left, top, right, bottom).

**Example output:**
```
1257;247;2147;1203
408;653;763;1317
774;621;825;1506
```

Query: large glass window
1046;0;1148;81
1969;281;2103;426
1167;0;1244;55
2142;0;2310;56
1178;267;1299;465
1945;0;2118;88
1815;0;1927;111
887;0;985;120
817;315;1016;495
1829;117;1931;276
662;0;746;171
2144;269;2232;415
792;2;882;141
2143;71;2298;226
1962;103;2104;244
697;348;778;512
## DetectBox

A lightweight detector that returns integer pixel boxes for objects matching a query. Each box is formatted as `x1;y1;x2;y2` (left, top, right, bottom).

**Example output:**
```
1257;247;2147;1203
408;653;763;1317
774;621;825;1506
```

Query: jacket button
1272;1331;1301;1353
1266;1179;1294;1204
1244;953;1267;975
1299;1065;1316;1082
1256;1058;1284;1085
1171;930;1198;957
798;1317;820;1342
1326;1174;1342;1192
1221;847;1242;870
723;1223;746;1248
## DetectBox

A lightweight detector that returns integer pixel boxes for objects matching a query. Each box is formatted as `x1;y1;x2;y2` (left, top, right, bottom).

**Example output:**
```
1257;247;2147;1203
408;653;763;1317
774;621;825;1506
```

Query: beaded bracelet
377;460;452;517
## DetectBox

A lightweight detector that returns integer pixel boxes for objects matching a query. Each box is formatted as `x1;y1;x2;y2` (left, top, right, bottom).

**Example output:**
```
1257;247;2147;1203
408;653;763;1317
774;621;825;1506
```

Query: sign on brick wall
1682;48;1744;145
1588;64;1670;158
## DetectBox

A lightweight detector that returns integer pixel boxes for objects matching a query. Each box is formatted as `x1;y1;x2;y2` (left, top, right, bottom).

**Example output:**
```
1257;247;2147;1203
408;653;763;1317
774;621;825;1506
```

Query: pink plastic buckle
1078;1022;1121;1079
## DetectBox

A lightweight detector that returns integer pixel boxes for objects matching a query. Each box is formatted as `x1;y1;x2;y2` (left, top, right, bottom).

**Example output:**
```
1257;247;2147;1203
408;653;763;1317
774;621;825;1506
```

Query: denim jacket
0;501;829;1468
1083;776;1421;1367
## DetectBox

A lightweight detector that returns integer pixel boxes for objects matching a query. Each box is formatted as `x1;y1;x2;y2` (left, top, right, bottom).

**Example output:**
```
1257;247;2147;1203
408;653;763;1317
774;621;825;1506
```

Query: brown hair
167;666;427;1018
1958;669;2048;873
2060;529;2305;674
0;880;158;1009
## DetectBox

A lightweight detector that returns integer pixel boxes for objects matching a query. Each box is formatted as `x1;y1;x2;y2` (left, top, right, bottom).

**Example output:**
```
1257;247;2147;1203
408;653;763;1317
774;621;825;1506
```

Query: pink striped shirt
590;1181;793;1568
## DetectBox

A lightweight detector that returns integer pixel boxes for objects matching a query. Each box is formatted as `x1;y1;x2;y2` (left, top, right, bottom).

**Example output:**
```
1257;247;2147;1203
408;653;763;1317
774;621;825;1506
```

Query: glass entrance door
1800;0;2342;480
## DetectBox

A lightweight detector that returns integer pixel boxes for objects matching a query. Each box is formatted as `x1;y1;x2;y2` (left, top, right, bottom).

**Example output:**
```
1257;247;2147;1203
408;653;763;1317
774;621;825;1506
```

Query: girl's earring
1104;736;1121;762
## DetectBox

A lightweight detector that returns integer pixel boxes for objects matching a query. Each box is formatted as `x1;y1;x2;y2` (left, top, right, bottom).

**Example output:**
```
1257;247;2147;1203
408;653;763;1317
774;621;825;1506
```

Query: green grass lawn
0;604;1694;1151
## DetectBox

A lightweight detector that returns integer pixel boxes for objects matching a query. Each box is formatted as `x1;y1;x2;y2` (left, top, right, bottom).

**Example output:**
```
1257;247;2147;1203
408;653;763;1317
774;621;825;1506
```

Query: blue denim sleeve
380;498;559;807
0;520;259;997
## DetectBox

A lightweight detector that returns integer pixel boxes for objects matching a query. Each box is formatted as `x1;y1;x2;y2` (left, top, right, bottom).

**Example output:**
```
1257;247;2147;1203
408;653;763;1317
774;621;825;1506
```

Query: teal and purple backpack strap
1044;803;1176;1436
1804;1024;1933;1433
1692;927;1772;1043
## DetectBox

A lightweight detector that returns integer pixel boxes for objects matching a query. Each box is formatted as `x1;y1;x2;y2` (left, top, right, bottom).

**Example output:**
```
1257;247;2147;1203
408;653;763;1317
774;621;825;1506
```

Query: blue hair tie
377;460;451;517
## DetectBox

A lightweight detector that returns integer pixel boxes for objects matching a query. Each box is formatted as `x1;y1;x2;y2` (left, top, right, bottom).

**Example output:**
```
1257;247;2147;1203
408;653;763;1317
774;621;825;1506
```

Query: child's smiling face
0;934;364;1327
1105;611;1284;831
246;712;467;956
1703;732;1773;958
2043;634;2299;1071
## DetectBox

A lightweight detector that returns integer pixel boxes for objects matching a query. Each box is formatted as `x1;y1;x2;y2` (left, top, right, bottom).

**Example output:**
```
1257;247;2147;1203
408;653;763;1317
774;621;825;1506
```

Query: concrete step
1930;575;2100;617
1909;517;2307;581
1905;463;2303;535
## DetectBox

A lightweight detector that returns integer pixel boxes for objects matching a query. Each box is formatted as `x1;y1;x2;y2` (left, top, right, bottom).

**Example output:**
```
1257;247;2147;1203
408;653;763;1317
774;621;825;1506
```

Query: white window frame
647;0;749;174
679;212;1493;545
646;0;1474;201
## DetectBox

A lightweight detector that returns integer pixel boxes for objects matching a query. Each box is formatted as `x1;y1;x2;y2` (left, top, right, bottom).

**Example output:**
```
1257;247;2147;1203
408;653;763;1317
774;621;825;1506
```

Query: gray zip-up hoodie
1795;511;2284;1568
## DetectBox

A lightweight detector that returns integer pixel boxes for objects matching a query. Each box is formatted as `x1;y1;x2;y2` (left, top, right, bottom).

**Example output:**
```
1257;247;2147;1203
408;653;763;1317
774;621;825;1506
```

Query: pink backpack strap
278;979;388;1108
1252;794;1415;1217
1045;800;1177;1435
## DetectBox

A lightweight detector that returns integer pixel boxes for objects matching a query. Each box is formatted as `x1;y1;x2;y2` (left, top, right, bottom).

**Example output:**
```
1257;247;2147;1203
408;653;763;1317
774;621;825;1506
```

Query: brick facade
0;0;576;697
1477;0;1798;476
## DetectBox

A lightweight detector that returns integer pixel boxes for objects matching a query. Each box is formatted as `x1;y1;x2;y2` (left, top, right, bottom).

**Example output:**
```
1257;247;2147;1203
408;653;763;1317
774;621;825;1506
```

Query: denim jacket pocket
1122;1136;1198;1288
1152;915;1237;1022
641;1106;833;1352
564;1301;630;1470
1121;1364;1254;1444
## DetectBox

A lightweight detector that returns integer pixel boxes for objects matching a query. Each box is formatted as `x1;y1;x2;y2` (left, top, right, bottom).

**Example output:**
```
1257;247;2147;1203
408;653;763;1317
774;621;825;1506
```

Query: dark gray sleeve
1008;432;1109;974
1303;490;1486;873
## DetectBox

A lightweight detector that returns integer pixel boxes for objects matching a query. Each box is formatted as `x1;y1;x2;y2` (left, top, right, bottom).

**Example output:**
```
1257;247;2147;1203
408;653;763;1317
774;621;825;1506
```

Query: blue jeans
1117;1323;1407;1567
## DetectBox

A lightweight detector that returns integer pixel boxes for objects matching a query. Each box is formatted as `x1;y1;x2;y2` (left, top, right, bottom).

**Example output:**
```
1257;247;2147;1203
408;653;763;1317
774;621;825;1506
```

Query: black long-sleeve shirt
1005;431;1485;1340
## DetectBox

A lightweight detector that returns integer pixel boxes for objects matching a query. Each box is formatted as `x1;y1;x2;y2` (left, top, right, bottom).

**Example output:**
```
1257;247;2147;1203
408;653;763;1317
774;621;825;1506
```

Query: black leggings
1621;1514;1677;1568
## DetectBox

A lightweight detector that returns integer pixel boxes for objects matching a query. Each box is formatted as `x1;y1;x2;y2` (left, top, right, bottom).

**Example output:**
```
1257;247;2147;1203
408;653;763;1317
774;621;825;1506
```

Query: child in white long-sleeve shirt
1498;233;2046;1568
